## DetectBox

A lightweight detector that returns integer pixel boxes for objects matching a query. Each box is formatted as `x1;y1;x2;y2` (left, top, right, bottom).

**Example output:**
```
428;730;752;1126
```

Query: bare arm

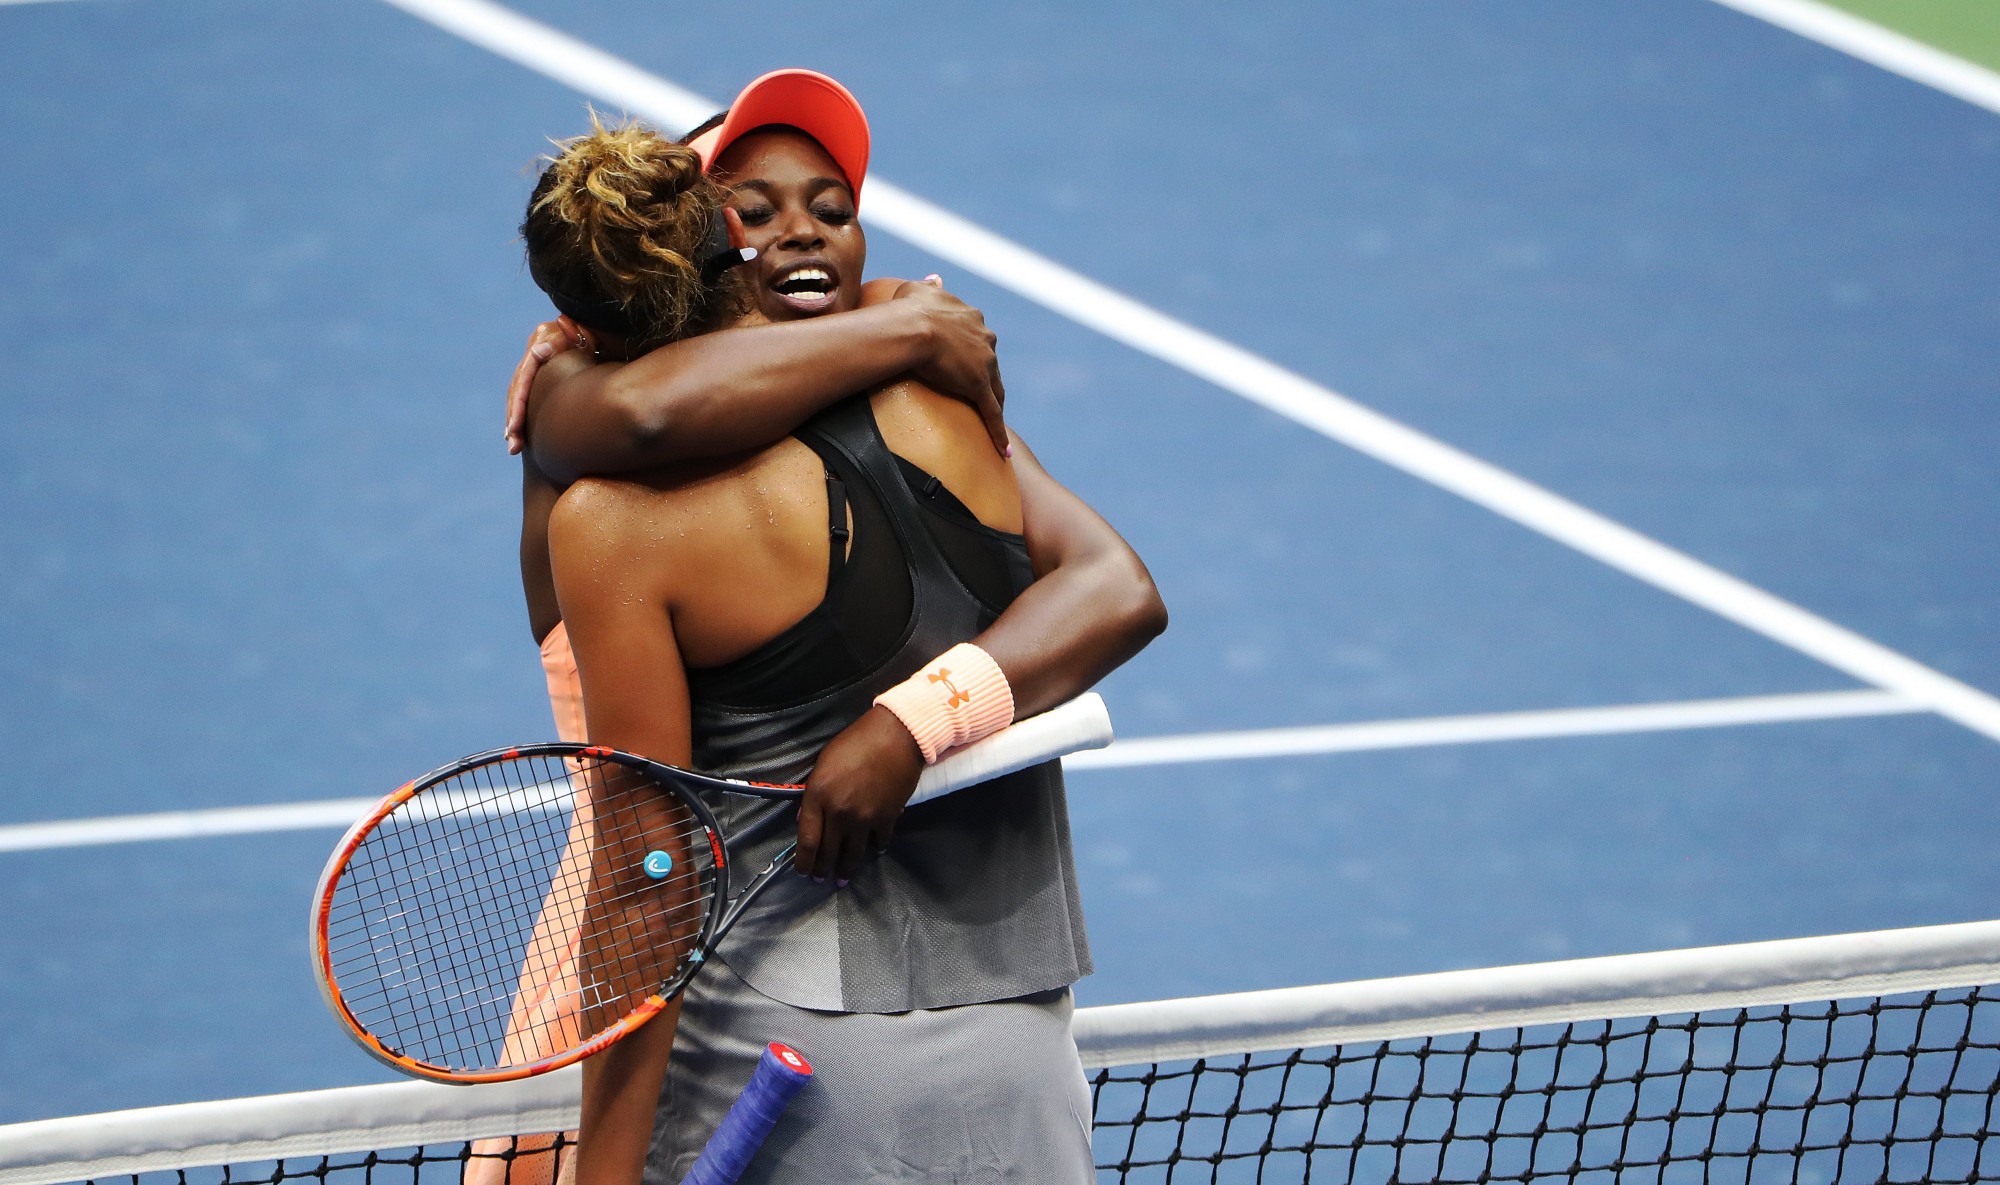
549;481;697;771
520;285;1006;485
975;432;1169;717
518;456;564;643
797;431;1168;880
546;482;693;1185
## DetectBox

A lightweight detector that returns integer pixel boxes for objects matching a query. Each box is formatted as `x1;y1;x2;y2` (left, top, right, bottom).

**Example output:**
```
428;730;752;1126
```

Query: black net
54;1139;574;1185
32;986;2000;1185
1090;985;2000;1184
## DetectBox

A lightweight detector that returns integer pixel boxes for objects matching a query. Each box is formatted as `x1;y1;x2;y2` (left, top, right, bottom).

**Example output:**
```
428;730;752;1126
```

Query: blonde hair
522;112;736;350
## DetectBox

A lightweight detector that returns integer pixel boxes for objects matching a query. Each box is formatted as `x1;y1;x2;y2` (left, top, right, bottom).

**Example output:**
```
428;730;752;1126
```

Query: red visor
688;69;871;207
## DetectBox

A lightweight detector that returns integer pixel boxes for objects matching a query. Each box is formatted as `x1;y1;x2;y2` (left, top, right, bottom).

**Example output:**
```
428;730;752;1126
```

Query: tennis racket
311;693;1112;1084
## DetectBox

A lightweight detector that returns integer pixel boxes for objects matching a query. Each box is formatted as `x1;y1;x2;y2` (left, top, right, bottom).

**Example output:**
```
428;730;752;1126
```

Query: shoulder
859;277;912;307
546;469;719;609
546;476;664;571
548;442;823;556
869;378;988;448
870;381;1023;532
550;473;652;531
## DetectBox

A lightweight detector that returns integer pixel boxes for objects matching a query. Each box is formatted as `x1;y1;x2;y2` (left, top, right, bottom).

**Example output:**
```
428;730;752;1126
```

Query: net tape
5;920;1997;1185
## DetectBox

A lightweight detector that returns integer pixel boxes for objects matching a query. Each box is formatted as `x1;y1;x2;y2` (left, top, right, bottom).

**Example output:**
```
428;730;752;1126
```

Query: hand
894;277;1010;456
795;705;925;883
503;317;595;454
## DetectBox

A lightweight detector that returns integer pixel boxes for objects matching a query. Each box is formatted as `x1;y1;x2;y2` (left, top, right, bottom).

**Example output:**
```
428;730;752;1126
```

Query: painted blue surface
1;0;1996;1123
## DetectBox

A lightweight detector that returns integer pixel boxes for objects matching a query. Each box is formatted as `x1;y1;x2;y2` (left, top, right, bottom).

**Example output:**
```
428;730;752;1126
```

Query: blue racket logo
643;850;674;879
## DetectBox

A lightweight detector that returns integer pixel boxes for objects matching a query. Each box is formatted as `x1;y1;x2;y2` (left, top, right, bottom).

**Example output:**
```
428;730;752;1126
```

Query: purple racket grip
679;1042;815;1185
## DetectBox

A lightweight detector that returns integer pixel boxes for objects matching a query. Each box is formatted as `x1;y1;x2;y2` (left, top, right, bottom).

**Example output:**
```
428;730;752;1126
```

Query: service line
0;689;1926;854
380;0;2000;744
0;800;375;855
1067;687;1919;770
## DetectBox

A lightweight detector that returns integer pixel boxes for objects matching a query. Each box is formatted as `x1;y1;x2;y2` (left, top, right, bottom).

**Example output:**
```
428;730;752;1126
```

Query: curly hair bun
522;112;729;348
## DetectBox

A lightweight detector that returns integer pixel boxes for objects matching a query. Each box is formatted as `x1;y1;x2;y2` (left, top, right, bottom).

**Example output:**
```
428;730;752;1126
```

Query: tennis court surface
3;0;1999;1175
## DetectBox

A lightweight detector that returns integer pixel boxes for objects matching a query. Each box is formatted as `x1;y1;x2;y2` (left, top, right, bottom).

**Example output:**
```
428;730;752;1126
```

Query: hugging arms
512;280;1164;879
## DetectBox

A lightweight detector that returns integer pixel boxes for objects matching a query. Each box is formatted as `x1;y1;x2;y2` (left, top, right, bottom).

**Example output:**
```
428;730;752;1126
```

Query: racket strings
552;759;712;1037
323;753;719;1074
328;758;709;1064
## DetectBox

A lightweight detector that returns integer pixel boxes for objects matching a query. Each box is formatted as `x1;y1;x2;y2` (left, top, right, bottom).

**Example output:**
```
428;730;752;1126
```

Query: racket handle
679;1042;814;1185
908;692;1113;806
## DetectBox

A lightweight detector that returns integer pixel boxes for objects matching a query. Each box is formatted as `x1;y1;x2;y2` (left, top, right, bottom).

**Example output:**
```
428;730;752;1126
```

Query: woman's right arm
546;480;695;1185
518;285;1006;484
796;431;1168;881
974;434;1170;718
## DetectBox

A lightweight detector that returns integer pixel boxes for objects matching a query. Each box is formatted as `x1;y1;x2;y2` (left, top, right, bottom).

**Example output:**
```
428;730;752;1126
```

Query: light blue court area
2;0;1998;1124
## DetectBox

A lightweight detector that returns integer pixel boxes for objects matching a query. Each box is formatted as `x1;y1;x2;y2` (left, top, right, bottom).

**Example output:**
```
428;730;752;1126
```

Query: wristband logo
927;667;971;709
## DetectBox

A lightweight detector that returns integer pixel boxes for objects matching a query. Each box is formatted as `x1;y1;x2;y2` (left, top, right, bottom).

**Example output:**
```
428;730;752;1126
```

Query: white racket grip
906;692;1112;806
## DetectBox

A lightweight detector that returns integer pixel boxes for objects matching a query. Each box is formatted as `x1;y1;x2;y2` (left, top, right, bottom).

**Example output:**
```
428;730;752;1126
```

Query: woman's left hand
504;317;594;454
795;705;924;883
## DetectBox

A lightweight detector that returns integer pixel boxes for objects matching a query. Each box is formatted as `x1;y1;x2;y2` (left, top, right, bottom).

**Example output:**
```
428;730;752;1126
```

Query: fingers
832;820;889;882
910;276;1007;456
976;315;1008;455
992;364;1011;458
798;810;862;883
794;798;823;880
798;811;838;881
979;387;1010;456
982;338;1009;456
828;830;865;885
504;322;571;454
504;330;546;455
796;710;919;884
796;801;895;883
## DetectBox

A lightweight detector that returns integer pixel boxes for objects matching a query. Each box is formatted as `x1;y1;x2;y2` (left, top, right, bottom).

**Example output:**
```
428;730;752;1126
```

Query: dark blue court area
3;0;1997;1123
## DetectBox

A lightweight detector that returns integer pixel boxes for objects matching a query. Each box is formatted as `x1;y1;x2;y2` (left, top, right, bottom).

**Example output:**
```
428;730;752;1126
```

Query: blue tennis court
2;0;1997;1126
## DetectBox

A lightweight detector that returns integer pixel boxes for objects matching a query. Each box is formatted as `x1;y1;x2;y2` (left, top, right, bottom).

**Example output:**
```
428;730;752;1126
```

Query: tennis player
514;72;1165;1185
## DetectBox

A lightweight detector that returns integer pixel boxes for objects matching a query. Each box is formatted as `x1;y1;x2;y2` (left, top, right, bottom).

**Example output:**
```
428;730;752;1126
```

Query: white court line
0;799;375;854
1709;0;2000;117
380;0;2000;746
0;689;1923;853
1068;688;1920;770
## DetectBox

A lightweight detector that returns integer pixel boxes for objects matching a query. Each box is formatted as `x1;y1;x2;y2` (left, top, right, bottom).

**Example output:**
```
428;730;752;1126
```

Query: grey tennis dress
643;396;1095;1185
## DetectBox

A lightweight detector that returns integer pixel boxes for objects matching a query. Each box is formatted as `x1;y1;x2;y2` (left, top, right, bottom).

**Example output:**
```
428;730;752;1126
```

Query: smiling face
713;127;866;321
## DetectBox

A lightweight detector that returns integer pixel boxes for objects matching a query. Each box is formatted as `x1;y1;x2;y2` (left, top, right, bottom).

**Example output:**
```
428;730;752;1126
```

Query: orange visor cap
689;69;872;208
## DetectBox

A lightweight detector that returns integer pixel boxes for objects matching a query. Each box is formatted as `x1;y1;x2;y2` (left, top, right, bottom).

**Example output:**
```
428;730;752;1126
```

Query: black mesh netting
52;986;2000;1185
1089;985;2000;1184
